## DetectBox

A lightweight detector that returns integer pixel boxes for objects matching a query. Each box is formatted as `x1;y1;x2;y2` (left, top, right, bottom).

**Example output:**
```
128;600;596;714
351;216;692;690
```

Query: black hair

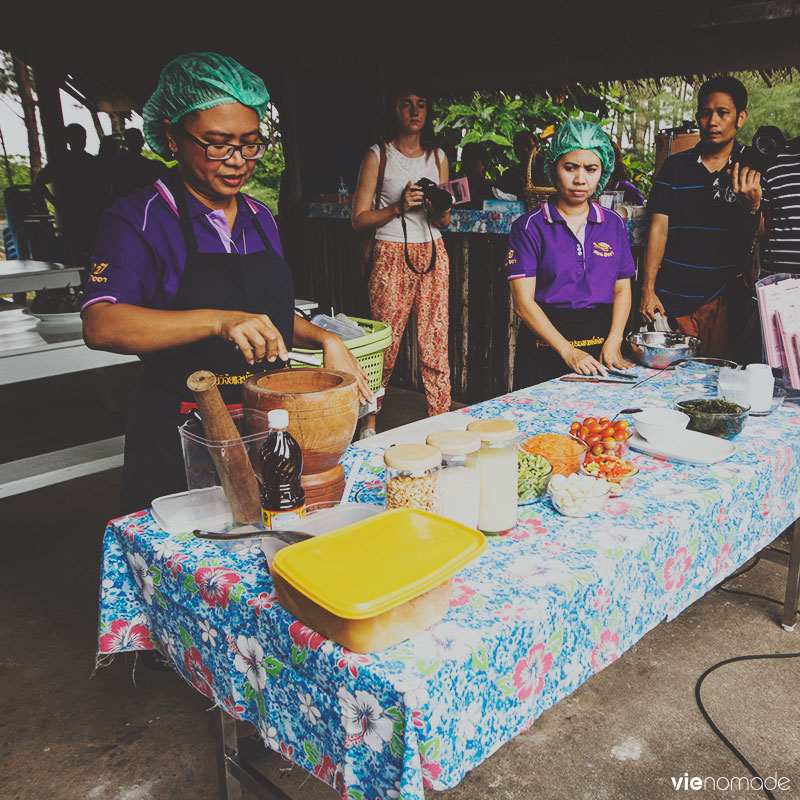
697;76;748;115
380;84;437;155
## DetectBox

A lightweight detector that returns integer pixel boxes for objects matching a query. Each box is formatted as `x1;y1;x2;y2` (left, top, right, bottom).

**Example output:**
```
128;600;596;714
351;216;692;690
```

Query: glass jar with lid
383;444;441;513
426;430;481;528
466;418;519;534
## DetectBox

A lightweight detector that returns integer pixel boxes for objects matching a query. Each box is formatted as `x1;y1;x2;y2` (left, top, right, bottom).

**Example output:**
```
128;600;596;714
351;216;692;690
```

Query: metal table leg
215;710;296;800
781;519;800;631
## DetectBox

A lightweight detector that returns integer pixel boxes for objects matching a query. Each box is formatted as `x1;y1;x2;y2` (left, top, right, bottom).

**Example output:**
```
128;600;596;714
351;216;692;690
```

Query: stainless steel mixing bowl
625;331;700;369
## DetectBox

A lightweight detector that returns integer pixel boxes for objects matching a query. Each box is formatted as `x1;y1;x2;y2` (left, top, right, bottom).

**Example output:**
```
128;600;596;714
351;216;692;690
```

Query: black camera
735;125;787;174
414;177;453;213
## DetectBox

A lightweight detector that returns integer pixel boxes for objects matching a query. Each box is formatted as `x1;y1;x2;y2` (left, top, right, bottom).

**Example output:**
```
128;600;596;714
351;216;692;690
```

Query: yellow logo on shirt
89;261;109;283
506;249;517;266
592;242;614;257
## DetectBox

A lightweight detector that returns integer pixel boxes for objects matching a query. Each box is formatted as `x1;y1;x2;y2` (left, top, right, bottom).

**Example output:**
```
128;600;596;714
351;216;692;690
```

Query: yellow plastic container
271;508;486;652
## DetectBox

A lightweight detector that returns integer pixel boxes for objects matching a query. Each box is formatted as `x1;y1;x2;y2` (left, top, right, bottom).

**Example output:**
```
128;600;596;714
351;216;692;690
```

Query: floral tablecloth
98;375;800;800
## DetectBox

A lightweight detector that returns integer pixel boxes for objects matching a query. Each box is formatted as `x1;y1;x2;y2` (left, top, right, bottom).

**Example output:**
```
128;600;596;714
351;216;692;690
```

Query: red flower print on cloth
773;447;792;482
512;643;553;701
313;754;338;783
183;646;214;698
99;619;154;653
193;567;241;609
715;543;733;575
420;749;443;788
221;695;245;717
165;552;188;579
279;741;294;760
664;546;692;591
605;499;632;517
503;518;548;541
593;588;610;612
450;579;477;608
246;592;277;616
495;603;526;622
591;629;620;672
288;621;325;652
336;648;371;678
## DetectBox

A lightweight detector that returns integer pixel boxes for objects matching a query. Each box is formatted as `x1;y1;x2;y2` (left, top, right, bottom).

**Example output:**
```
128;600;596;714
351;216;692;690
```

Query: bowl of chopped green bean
518;450;554;504
674;396;750;439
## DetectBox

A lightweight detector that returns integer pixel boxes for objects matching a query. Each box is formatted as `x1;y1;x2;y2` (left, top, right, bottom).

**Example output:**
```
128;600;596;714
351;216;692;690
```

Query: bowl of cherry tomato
579;453;639;496
568;417;632;458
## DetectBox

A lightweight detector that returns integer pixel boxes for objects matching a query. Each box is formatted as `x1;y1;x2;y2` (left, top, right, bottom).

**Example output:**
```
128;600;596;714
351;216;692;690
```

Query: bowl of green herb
674;396;750;439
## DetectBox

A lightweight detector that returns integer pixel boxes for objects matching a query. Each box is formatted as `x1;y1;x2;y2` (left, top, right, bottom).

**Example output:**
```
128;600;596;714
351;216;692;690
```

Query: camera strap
399;186;437;275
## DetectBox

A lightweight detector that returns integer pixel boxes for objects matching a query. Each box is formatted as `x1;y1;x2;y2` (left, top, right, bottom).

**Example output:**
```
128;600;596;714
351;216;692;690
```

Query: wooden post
12;55;42;178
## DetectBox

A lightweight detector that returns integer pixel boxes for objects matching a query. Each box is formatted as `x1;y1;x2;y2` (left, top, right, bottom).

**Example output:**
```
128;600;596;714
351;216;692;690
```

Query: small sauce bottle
259;409;306;530
467;419;519;535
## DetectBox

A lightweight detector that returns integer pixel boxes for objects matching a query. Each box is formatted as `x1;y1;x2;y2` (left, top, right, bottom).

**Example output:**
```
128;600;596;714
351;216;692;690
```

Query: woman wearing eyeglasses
82;53;371;514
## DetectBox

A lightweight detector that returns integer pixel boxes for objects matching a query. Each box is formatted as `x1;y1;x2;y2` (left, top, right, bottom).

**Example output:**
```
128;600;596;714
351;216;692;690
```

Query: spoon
611;407;642;422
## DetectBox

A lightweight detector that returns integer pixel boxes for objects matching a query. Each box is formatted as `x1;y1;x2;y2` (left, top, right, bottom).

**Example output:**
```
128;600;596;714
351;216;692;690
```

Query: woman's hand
600;341;634;371
216;311;289;366
562;346;608;376
402;181;424;213
639;287;666;323
322;337;375;404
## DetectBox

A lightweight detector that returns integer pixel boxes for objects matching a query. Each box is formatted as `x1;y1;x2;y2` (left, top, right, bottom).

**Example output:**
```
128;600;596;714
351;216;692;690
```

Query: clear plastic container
467;419;519;534
426;430;481;528
384;444;441;513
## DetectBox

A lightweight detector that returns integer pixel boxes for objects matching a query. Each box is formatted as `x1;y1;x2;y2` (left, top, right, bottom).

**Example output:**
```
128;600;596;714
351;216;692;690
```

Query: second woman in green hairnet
82;52;371;514
504;119;636;388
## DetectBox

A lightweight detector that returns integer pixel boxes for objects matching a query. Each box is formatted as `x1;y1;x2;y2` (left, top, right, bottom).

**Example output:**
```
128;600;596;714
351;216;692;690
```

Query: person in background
113;128;168;200
82;52;370;514
605;142;645;206
34;123;107;265
761;136;800;275
458;142;494;209
507;119;635;387
497;130;547;199
639;76;761;357
351;85;452;436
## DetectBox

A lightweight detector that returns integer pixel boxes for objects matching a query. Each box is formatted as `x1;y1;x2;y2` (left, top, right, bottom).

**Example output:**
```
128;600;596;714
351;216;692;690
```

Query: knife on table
559;375;638;384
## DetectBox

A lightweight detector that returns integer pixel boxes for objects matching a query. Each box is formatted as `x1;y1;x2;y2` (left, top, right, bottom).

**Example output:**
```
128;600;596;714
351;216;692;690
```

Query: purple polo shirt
82;179;283;313
505;199;635;309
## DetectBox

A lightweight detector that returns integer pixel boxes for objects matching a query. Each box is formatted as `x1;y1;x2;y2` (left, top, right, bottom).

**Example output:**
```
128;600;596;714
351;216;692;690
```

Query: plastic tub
521;433;588;476
270;508;487;653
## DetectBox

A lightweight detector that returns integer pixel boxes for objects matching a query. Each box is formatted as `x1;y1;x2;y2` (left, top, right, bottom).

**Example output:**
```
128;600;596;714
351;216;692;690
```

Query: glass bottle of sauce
426;430;481;528
467;419;519;534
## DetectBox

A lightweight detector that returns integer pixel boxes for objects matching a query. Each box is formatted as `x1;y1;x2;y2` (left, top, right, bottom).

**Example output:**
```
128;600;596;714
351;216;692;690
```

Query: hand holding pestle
186;370;261;525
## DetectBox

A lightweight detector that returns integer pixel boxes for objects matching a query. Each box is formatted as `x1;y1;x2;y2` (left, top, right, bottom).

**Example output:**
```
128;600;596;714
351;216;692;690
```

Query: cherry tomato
615;420;629;430
580;426;590;441
586;433;602;446
613;429;628;441
599;422;612;436
598;417;610;426
570;422;581;434
587;422;603;434
591;444;604;456
583;417;597;427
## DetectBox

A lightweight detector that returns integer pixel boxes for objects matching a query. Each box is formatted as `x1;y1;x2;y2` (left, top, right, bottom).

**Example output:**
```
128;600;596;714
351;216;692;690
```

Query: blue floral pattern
98;374;800;800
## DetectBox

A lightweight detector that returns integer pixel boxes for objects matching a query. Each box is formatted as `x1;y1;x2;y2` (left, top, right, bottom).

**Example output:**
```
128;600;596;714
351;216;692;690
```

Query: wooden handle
187;370;261;525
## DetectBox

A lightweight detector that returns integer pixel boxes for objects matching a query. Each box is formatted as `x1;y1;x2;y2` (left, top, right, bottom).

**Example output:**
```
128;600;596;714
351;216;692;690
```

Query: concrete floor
1;365;799;800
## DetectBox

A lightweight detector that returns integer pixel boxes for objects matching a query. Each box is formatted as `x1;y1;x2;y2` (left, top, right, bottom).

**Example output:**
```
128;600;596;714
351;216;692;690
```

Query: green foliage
736;74;800;144
243;145;284;214
0;154;33;194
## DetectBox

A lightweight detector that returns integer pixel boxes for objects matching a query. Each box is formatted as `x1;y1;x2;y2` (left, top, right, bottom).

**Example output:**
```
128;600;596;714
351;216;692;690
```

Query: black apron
120;174;295;515
513;303;613;390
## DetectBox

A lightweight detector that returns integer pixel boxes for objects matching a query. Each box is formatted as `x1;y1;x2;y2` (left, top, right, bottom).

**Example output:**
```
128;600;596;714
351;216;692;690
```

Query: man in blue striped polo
640;76;762;358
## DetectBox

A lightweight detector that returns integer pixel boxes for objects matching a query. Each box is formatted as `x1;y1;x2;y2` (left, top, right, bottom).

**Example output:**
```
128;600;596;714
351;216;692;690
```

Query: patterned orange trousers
368;238;451;416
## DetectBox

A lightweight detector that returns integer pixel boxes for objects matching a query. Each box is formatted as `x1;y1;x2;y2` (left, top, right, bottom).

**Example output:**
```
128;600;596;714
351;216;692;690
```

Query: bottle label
262;504;306;530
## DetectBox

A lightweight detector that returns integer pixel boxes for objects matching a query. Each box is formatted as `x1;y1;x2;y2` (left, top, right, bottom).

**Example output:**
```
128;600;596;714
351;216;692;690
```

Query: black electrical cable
695;651;800;800
693;556;800;800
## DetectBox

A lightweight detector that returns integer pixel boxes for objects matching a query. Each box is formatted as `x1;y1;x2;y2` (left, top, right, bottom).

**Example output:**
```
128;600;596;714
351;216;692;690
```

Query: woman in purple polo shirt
506;120;635;388
82;53;370;514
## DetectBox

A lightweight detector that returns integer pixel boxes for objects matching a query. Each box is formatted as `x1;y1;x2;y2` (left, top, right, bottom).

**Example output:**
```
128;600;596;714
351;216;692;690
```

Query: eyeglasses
180;128;267;161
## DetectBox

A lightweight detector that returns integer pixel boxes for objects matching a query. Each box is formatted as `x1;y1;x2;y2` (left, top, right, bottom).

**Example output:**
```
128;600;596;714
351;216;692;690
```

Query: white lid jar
384;444;441;513
426;430;481;528
467;419;519;534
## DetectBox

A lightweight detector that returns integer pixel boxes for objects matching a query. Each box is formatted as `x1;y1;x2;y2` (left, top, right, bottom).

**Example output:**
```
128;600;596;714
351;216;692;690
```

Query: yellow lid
467;418;518;443
271;508;487;619
384;444;441;471
426;429;481;455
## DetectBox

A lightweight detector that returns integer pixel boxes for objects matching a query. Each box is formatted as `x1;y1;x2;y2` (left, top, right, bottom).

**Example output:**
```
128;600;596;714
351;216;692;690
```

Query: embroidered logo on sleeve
592;242;614;257
505;249;517;266
89;261;109;283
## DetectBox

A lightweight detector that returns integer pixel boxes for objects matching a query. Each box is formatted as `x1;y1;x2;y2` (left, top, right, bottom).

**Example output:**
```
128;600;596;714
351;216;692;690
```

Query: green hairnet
142;52;270;159
543;119;615;196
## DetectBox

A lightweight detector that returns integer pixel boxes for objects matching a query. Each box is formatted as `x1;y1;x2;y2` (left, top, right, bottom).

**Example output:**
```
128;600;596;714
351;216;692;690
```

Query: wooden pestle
186;370;261;525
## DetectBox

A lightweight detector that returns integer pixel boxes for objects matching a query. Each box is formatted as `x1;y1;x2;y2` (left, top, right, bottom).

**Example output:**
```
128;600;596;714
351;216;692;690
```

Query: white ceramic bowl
632;408;689;445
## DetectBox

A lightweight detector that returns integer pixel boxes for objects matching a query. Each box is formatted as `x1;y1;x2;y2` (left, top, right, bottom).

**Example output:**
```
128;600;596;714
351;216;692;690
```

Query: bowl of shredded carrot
521;433;588;476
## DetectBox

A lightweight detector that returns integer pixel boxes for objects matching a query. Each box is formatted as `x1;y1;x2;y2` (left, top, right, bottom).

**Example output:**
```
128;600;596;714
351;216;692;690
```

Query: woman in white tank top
352;86;452;434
